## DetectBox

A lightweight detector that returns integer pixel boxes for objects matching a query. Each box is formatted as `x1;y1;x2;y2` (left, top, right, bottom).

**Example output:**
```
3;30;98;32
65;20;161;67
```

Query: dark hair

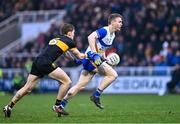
108;13;123;24
60;23;75;35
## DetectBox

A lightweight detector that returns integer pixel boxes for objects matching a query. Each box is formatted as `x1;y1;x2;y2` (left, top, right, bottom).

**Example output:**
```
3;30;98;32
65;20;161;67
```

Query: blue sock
93;88;103;98
59;99;68;108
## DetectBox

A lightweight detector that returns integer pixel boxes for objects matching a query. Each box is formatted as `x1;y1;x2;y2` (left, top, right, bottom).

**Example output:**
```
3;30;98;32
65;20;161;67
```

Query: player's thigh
23;74;40;89
98;62;117;76
76;70;95;87
48;67;71;84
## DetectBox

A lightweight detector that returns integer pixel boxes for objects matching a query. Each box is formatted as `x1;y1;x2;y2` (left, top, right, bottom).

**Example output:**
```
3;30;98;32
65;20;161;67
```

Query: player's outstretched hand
74;59;82;65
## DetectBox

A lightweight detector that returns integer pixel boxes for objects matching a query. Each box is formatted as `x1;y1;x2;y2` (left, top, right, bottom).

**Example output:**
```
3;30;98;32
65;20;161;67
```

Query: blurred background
0;0;179;95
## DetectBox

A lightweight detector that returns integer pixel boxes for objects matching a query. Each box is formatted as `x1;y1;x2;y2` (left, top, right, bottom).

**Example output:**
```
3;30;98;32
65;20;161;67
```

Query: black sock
98;88;103;92
9;101;15;108
55;99;62;106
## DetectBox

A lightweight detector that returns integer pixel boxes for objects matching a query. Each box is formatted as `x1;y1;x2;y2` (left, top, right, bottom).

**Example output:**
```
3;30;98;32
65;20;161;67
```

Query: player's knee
61;78;72;85
109;71;118;81
113;72;118;80
65;79;72;86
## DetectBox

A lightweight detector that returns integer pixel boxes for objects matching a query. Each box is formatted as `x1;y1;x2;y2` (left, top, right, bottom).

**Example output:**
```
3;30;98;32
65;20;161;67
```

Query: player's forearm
77;53;87;59
88;34;97;52
71;49;87;59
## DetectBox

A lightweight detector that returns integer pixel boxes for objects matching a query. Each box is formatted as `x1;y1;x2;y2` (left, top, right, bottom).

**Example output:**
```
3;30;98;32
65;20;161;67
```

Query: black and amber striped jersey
38;35;76;62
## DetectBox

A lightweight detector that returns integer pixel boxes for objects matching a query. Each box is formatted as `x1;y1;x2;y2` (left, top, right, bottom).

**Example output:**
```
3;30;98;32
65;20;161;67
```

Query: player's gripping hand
92;54;103;66
87;51;103;66
87;51;95;59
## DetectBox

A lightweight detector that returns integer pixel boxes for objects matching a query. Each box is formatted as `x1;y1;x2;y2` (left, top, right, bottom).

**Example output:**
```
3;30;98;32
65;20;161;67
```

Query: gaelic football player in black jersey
3;23;87;117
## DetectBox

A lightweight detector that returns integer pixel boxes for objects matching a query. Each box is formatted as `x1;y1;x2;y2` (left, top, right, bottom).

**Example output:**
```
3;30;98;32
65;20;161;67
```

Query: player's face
112;17;123;31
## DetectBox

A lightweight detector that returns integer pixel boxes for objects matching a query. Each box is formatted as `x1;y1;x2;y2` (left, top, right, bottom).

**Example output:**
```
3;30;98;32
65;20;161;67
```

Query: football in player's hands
106;53;120;66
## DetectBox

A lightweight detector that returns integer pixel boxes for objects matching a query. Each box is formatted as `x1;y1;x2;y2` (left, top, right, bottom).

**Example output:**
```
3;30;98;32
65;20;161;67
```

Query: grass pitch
0;93;180;123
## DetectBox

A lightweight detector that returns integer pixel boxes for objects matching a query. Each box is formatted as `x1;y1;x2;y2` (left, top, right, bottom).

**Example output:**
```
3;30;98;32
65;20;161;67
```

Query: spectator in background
0;0;179;68
24;58;32;73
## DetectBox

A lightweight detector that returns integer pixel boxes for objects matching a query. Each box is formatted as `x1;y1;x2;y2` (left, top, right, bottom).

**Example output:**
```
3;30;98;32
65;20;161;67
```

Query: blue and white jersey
86;26;115;54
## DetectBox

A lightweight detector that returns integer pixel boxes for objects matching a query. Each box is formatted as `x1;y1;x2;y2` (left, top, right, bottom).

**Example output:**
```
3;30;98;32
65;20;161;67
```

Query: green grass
0;93;180;123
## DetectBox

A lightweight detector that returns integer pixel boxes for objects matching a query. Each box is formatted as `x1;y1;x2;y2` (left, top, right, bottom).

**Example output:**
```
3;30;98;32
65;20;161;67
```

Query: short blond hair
108;13;123;24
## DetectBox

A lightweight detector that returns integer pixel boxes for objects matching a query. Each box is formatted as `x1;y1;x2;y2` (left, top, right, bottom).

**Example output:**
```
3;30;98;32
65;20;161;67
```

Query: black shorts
30;57;57;78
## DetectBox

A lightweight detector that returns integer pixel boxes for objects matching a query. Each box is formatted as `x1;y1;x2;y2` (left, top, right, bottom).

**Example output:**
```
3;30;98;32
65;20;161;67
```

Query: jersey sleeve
68;39;76;49
96;27;107;39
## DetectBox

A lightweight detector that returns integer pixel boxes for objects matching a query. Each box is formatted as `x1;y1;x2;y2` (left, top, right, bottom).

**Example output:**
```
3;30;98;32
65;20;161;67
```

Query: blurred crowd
0;0;68;21
0;0;180;68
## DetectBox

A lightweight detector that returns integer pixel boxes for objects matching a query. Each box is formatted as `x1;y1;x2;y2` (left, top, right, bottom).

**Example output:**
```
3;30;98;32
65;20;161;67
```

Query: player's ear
67;31;70;36
67;31;73;37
